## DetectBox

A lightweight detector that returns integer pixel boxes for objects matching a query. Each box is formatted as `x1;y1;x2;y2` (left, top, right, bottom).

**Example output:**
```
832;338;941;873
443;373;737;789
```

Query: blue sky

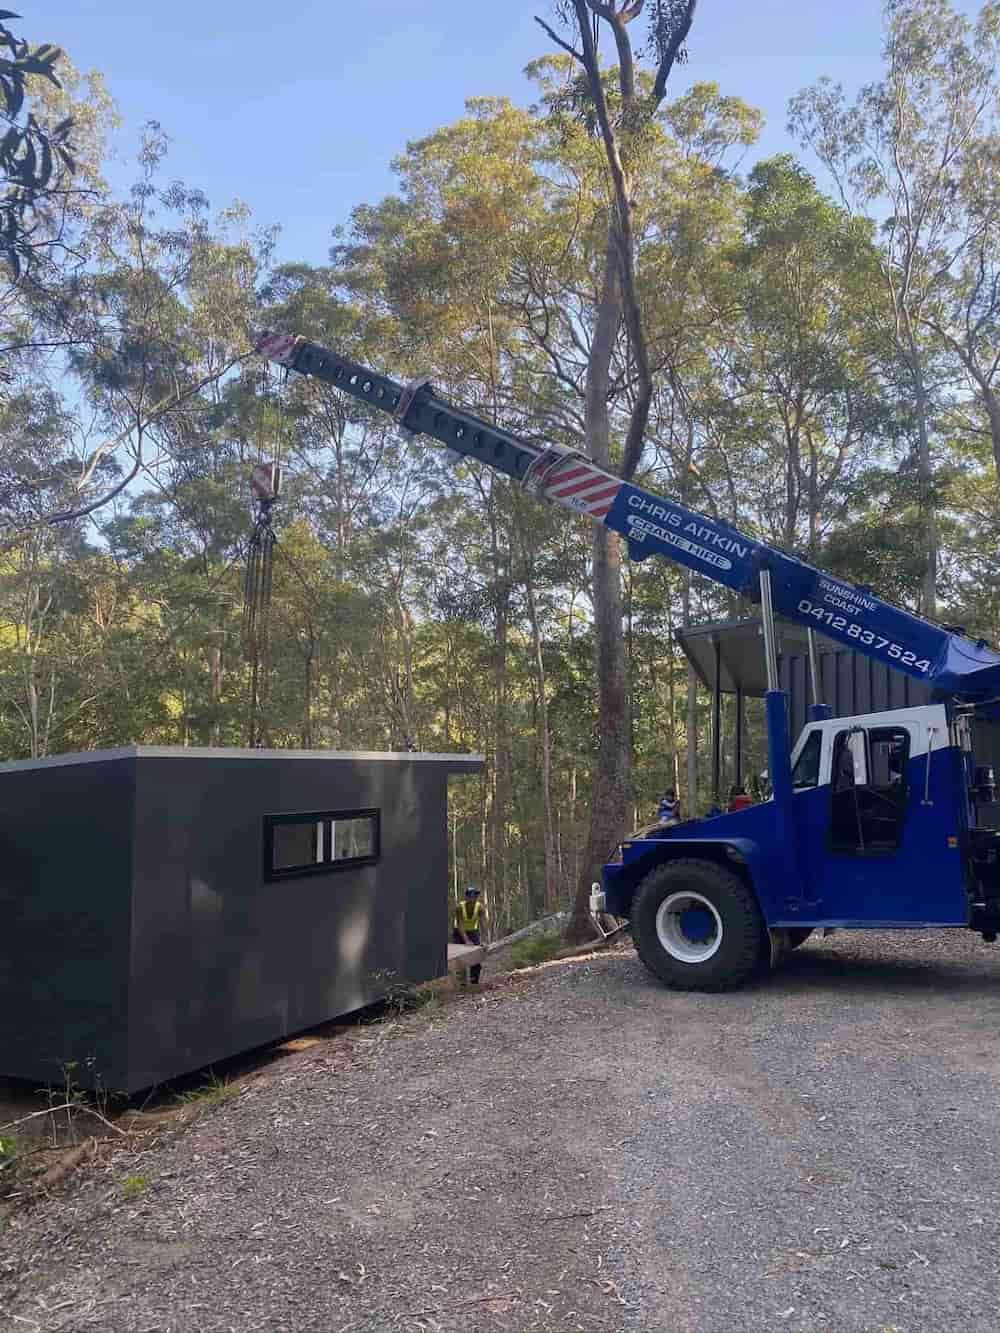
38;0;981;264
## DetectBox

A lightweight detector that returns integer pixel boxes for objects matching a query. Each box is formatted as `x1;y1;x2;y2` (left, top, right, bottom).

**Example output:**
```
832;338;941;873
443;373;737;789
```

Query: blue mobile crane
257;330;1000;991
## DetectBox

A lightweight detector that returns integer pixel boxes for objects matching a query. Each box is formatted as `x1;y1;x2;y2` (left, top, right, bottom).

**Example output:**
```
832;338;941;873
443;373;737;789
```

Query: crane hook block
251;461;281;502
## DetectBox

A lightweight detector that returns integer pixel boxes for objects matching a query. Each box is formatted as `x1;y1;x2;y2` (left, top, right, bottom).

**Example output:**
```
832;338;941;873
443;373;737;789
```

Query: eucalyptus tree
919;131;1000;479
535;0;700;935
790;0;1000;615
723;155;896;557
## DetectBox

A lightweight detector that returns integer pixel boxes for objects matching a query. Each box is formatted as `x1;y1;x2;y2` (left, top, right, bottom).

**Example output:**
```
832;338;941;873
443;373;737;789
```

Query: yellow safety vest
456;899;483;931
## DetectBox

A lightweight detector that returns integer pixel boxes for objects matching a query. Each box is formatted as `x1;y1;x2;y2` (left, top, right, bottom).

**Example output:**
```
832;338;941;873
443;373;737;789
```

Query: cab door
810;714;966;925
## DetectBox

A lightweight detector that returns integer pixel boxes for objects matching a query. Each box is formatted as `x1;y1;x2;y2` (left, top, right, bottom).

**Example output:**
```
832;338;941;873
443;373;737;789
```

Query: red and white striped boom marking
542;459;623;520
256;332;302;367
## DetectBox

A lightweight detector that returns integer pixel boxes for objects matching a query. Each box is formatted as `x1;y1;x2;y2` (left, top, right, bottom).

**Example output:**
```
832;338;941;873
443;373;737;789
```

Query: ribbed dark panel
783;650;932;725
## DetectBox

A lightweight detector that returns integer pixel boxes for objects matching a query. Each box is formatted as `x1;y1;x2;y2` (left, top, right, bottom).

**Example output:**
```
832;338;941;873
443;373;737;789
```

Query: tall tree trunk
25;656;39;759
679;418;699;816
42;667;56;760
479;772;489;900
785;429;799;550
301;640;314;748
667;605;680;793
807;431;819;560
568;233;631;941
18;547;53;761
545;1;697;937
486;488;511;918
491;591;510;910
210;646;222;746
906;328;937;617
524;547;558;910
569;763;579;901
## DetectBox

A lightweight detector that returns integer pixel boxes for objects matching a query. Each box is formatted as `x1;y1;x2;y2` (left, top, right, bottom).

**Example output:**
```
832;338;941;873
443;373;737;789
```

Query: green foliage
0;10;78;276
120;1173;150;1201
382;983;442;1016
0;1133;26;1195
2;3;1000;942
176;1075;238;1109
508;931;563;970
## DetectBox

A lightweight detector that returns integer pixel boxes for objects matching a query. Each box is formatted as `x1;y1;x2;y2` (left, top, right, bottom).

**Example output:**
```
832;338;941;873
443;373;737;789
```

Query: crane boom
257;330;1000;702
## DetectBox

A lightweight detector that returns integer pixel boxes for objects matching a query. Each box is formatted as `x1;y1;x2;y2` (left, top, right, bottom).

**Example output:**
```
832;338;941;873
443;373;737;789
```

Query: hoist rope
242;360;287;746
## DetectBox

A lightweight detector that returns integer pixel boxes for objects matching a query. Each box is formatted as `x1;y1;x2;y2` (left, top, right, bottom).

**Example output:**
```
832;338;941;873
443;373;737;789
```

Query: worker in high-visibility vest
453;886;487;984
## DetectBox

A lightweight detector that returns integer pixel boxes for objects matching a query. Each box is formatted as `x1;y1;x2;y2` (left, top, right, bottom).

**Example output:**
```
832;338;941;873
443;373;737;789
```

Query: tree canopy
2;0;1000;935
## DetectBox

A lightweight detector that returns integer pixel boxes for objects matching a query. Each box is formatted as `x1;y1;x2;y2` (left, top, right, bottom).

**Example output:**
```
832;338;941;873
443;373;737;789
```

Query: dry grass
175;1074;240;1110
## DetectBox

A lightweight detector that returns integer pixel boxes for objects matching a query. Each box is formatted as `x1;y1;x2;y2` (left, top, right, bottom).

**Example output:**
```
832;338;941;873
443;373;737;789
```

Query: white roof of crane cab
790;703;950;783
0;746;485;775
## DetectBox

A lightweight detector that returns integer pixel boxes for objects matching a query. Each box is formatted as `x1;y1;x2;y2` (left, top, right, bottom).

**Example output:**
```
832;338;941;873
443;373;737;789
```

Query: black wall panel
127;754;451;1090
0;755;134;1088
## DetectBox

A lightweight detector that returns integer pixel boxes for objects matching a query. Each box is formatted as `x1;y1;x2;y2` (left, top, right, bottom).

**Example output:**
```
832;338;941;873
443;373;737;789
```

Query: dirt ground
3;930;1000;1332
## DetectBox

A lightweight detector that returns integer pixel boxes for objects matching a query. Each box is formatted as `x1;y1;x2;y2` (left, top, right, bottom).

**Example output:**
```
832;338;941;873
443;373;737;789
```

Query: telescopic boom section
257;331;1000;702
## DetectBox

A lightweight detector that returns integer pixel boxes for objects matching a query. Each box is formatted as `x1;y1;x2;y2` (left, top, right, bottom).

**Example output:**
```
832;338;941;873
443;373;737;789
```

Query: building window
332;814;377;862
264;809;380;881
271;818;324;873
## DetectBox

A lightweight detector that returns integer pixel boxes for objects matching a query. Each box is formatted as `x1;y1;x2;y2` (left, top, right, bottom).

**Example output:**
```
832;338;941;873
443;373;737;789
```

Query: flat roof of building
0;746;485;775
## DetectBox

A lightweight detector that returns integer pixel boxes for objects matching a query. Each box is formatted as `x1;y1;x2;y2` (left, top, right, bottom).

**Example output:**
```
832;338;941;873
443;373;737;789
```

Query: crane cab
788;701;1000;935
781;703;969;926
599;701;1000;990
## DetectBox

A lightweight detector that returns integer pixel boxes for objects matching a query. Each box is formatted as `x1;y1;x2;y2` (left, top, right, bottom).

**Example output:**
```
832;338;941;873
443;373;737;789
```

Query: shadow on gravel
766;945;1000;997
615;939;1000;1002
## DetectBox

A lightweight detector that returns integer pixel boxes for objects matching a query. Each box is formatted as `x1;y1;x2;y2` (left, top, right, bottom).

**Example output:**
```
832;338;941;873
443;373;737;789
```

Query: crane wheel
632;858;767;992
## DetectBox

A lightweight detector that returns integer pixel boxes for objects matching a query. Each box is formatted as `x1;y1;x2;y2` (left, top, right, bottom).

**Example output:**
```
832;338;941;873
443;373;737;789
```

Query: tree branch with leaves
0;9;80;278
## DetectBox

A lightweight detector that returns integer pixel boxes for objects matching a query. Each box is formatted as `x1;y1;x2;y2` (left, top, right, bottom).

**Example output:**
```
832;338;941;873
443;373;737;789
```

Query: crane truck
257;329;1000;992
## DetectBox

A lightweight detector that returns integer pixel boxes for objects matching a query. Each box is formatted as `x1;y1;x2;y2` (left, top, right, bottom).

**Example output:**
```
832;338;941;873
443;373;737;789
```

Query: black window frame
264;808;380;882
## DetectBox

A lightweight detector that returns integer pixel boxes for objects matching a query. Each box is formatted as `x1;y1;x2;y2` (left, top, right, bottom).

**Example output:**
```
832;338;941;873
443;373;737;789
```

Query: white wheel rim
655;890;723;964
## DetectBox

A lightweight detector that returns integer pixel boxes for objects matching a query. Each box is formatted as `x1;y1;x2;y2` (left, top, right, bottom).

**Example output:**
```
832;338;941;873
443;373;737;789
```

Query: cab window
791;730;822;789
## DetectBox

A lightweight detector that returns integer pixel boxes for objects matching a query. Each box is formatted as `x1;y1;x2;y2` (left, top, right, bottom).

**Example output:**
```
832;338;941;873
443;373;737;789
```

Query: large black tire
632;858;767;992
787;928;813;950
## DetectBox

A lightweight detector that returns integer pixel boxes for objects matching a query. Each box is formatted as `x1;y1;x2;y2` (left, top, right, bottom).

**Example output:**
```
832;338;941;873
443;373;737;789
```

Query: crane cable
242;359;285;746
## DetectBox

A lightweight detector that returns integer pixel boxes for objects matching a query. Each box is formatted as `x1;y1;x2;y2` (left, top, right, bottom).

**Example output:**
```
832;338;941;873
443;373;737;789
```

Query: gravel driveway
3;930;1000;1332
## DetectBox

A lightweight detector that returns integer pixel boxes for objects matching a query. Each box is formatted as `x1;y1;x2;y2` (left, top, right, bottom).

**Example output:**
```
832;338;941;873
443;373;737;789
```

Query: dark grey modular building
0;746;482;1093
